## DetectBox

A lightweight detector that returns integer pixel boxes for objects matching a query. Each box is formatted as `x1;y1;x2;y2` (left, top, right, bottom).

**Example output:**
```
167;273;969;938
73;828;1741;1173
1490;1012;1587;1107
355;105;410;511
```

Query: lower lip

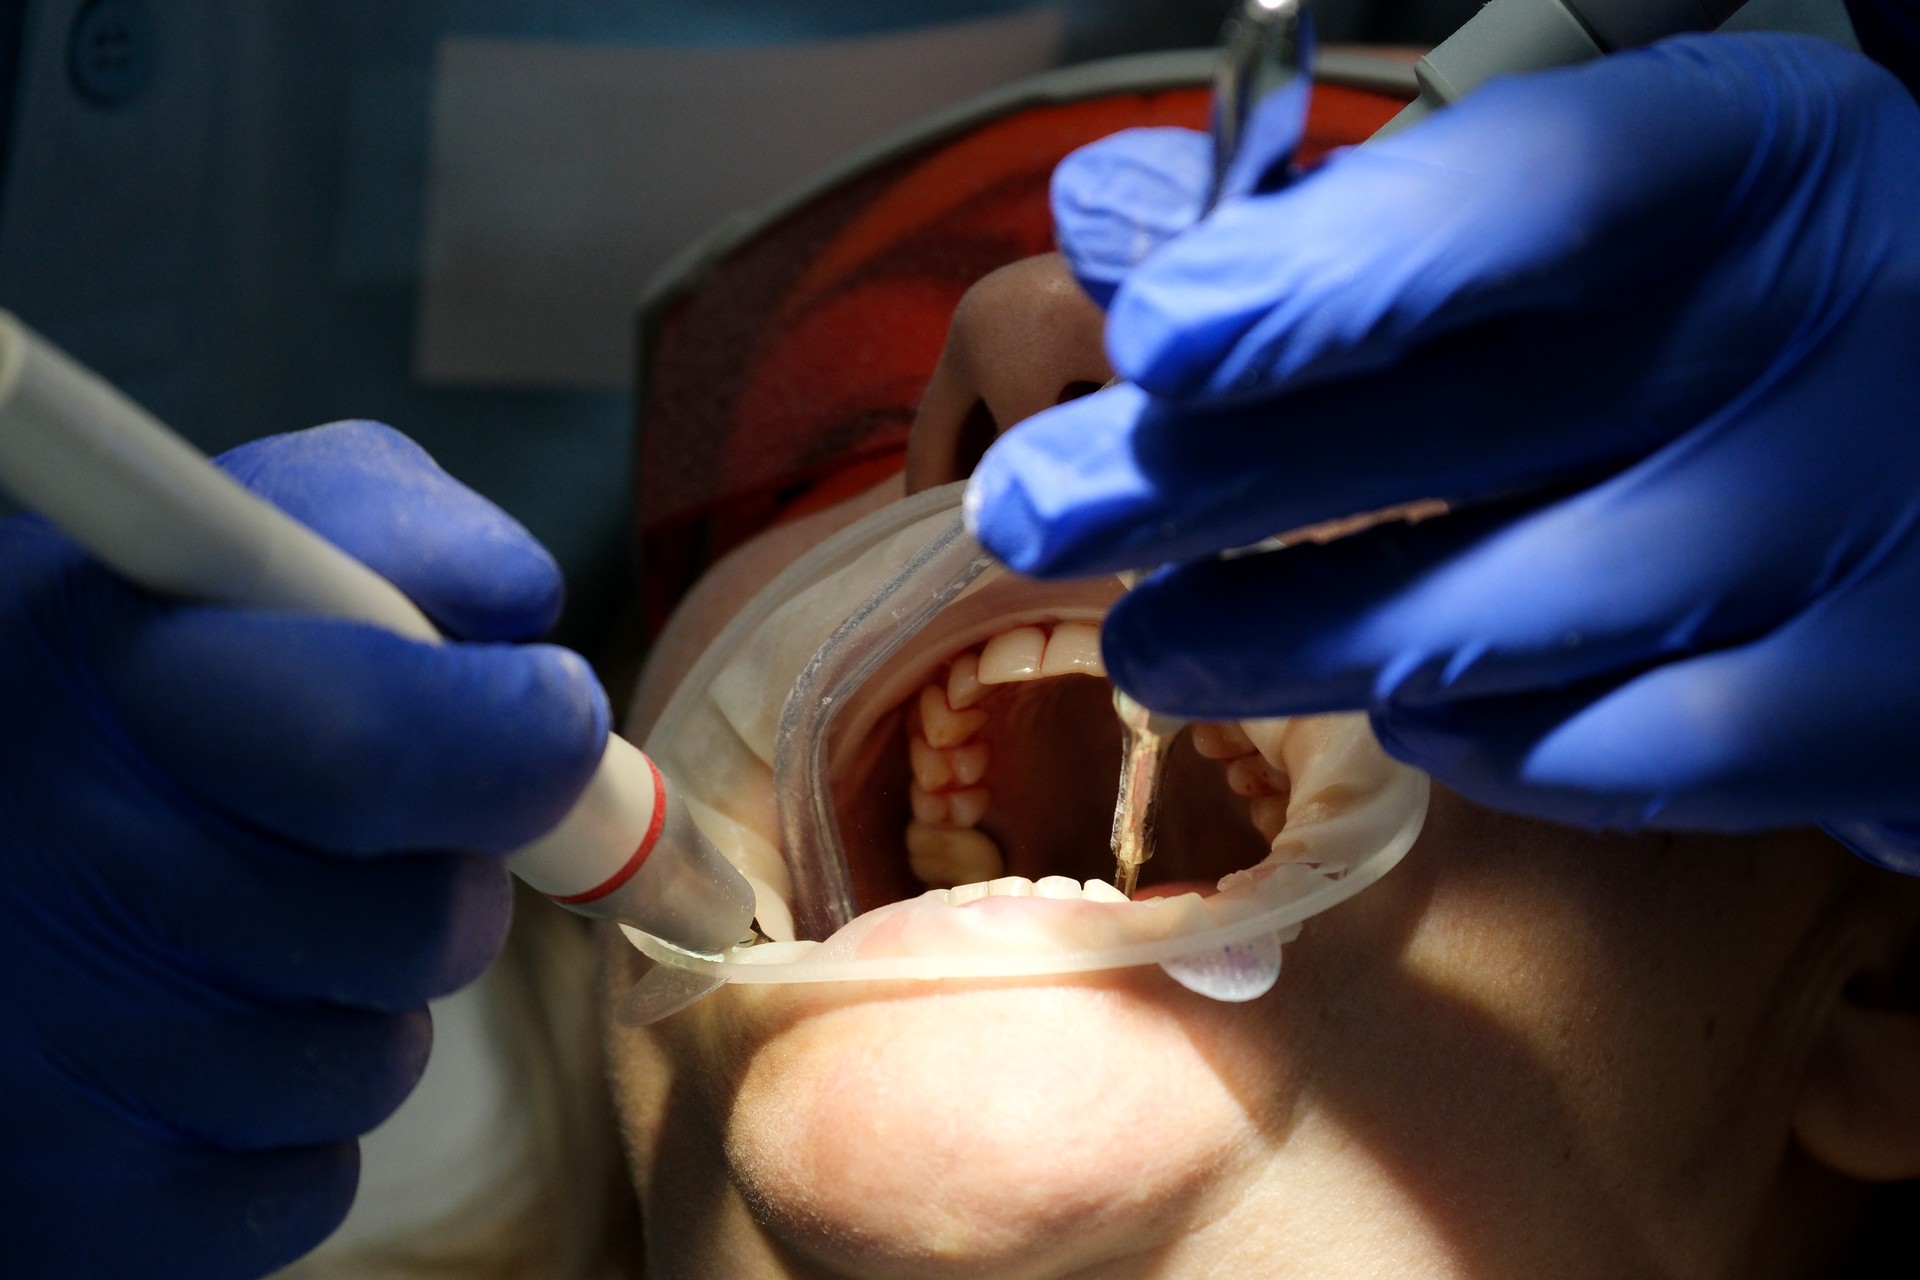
1133;880;1219;901
791;884;1227;973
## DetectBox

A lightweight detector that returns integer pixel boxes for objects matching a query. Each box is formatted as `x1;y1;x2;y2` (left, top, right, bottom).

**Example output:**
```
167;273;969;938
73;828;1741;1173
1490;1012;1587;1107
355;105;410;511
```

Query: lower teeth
935;875;1130;905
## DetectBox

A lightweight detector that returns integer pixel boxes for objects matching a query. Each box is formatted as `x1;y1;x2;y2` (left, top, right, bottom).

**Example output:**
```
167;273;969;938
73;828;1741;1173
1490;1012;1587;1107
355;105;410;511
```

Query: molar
907;821;1005;888
910;784;950;826
909;737;954;790
948;741;989;787
946;786;991;828
978;626;1047;683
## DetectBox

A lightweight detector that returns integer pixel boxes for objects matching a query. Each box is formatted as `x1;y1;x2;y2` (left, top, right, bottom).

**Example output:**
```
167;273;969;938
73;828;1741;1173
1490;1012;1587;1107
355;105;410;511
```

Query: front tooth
949;741;989;787
1191;721;1256;760
919;684;988;748
948;880;991;905
984;876;1034;897
1034;875;1082;900
907;821;1005;888
947;653;989;711
945;786;990;828
1039;622;1105;677
910;784;950;826
910;737;954;790
1080;878;1129;904
979;626;1047;683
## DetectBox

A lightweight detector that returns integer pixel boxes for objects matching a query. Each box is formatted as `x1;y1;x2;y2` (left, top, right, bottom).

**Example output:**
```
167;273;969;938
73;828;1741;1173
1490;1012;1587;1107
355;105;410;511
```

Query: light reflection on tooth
919;684;988;748
910;784;950;826
979;626;1046;684
1227;754;1284;797
1034;875;1082;900
1250;794;1289;844
1039;621;1105;678
949;741;989;787
909;737;954;790
948;880;990;905
1191;721;1256;760
1081;879;1129;903
985;876;1034;897
907;821;1004;888
946;786;991;828
946;652;989;711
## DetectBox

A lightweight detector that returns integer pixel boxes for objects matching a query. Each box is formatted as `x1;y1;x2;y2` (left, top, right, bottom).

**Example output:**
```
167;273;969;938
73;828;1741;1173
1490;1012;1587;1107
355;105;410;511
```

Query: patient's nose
906;253;1113;493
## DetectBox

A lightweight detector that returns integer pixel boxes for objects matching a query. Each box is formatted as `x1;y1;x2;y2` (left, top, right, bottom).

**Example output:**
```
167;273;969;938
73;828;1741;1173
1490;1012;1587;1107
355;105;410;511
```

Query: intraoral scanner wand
0;312;755;957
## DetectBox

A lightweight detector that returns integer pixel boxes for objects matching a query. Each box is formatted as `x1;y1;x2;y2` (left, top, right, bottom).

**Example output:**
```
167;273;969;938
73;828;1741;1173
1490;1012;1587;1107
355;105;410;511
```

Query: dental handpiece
0;312;755;957
1106;0;1311;897
1205;0;1314;213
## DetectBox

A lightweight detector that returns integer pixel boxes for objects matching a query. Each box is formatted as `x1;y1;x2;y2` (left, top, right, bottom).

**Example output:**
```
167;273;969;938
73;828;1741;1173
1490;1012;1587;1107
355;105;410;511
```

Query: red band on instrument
551;754;669;905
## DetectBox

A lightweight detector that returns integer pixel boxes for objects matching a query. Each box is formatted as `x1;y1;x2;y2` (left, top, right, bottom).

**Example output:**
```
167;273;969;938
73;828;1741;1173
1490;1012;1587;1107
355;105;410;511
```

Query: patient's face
600;256;1917;1279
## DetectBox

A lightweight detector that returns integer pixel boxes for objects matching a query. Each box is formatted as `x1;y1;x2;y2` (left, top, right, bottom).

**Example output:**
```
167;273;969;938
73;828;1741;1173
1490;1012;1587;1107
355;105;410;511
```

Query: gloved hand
0;421;608;1278
967;34;1920;853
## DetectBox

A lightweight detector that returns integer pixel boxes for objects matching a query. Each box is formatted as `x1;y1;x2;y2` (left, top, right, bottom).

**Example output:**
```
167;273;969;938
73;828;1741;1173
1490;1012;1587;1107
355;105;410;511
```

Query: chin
711;973;1275;1277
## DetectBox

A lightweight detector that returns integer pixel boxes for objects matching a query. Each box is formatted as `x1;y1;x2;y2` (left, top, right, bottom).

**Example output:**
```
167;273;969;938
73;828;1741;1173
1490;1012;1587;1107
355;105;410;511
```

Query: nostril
952;399;1000;479
1056;381;1104;406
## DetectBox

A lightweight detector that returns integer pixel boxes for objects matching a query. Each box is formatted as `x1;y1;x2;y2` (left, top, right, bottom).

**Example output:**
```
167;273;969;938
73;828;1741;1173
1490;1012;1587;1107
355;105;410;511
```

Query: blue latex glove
968;34;1920;852
0;422;608;1278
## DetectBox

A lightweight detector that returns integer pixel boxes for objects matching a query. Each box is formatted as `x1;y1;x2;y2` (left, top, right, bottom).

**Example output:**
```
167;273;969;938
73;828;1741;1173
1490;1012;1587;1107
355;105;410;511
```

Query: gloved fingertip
467;643;612;849
426;530;566;643
420;856;517;996
1822;821;1920;878
217;421;567;642
963;456;1054;576
1100;582;1247;720
1051;128;1209;310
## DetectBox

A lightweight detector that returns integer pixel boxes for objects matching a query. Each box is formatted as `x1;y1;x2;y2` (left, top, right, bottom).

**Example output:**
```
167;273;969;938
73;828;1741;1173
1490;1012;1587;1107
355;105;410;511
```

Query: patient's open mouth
834;617;1281;914
632;487;1426;1000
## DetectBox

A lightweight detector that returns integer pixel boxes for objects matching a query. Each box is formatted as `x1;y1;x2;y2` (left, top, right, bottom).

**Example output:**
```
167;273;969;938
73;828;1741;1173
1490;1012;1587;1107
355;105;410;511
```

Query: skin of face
599;256;1920;1280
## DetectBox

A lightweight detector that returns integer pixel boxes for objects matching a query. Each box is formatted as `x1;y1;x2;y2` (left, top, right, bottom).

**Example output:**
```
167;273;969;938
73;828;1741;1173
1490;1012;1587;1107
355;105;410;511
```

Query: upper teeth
906;621;1115;887
978;625;1047;683
904;622;1301;893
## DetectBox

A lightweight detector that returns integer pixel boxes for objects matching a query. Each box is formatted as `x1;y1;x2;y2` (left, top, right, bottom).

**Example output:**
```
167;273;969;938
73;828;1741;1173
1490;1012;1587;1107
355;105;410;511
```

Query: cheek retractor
620;484;1429;1022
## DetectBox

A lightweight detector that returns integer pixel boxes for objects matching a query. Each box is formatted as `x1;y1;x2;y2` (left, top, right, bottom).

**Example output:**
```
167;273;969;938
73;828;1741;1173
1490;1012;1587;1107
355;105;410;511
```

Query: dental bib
621;483;1428;1022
